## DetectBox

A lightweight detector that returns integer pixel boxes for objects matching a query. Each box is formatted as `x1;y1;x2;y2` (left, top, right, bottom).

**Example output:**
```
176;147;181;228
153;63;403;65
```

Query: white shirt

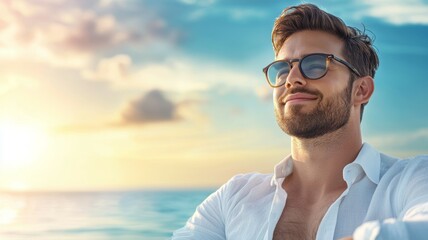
171;143;428;240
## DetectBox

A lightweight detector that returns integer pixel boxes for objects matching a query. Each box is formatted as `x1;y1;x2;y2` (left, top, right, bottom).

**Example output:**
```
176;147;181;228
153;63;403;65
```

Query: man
172;4;428;240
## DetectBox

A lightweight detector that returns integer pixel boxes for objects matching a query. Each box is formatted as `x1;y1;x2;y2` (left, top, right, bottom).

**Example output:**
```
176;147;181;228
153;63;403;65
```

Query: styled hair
272;4;379;121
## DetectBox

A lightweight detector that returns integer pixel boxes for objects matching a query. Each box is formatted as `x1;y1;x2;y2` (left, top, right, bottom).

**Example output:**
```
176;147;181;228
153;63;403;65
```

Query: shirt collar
271;155;293;186
349;142;381;184
271;143;381;186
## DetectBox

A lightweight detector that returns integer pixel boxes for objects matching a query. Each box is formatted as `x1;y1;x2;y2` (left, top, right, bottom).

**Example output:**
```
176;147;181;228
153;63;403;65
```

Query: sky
0;0;427;191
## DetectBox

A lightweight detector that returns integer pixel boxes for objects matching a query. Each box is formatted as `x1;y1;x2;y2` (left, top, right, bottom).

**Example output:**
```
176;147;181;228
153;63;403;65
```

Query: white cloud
0;1;178;68
358;0;428;25
188;7;267;21
10;0;45;17
45;11;136;56
82;54;132;82
366;128;428;156
98;0;120;8
95;15;117;34
0;3;130;67
82;55;263;94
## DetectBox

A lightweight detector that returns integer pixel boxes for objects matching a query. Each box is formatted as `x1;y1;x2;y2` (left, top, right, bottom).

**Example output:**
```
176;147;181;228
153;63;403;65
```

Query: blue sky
145;0;428;152
0;0;427;190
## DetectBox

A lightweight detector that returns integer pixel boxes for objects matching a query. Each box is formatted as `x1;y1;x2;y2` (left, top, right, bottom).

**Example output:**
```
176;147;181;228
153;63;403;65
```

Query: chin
283;104;313;116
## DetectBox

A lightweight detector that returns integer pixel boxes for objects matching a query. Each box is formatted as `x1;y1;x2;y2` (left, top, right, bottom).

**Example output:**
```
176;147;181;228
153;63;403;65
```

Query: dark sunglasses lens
267;62;289;87
301;54;328;79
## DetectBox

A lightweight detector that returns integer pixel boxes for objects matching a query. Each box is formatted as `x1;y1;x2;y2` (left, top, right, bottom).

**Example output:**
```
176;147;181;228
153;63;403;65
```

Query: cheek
273;89;285;113
273;88;284;102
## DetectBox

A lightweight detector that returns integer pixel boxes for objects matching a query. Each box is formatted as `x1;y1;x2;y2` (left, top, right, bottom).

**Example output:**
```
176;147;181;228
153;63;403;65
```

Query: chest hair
273;201;332;240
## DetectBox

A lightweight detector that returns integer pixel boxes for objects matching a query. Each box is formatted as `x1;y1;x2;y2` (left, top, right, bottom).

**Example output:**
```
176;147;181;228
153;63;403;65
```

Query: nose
285;63;307;89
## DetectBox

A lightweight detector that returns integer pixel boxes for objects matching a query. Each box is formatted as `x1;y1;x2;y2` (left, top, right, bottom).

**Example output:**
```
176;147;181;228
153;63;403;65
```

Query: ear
353;76;374;106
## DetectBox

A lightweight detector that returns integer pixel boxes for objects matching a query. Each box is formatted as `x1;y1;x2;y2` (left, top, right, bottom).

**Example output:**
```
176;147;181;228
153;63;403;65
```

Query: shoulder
398;155;428;181
224;172;274;192
389;155;428;175
389;156;428;214
221;172;275;201
403;155;428;166
380;154;428;177
203;172;273;205
226;172;273;186
380;155;428;194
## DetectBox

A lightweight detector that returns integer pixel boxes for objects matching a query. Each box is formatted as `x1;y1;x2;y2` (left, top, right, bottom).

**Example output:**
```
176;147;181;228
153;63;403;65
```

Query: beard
275;81;353;139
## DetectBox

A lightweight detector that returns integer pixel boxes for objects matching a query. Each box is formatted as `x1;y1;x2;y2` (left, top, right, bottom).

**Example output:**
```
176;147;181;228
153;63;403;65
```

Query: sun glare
0;122;48;169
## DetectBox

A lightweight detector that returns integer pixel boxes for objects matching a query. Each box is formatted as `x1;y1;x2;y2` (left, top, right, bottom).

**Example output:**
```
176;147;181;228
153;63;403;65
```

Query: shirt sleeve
171;180;228;240
353;156;428;240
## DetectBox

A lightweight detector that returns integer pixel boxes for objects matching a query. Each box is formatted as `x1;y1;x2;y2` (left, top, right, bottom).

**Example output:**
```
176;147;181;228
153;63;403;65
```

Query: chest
272;198;335;240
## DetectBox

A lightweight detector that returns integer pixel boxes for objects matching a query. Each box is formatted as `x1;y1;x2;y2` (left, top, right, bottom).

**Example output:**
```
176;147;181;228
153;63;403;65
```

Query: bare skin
272;30;373;240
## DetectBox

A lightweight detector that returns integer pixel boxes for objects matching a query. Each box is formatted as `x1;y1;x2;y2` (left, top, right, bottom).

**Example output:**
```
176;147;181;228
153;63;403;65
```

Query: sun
0;122;48;169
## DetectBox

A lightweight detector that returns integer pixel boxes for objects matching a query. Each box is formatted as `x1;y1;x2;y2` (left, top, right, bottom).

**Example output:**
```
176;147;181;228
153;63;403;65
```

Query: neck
285;121;362;197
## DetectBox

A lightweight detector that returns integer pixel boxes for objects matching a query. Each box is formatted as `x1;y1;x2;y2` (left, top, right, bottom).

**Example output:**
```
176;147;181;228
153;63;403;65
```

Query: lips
284;93;318;105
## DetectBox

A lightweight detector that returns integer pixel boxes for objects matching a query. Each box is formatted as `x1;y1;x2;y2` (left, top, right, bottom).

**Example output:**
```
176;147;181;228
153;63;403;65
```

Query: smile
284;93;318;105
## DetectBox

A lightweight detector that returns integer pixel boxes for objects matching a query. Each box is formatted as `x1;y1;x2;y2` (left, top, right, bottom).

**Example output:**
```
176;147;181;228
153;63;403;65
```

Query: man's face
273;30;354;138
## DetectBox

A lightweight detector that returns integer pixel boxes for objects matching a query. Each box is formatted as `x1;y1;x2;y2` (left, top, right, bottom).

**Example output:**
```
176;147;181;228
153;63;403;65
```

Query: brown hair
272;3;379;121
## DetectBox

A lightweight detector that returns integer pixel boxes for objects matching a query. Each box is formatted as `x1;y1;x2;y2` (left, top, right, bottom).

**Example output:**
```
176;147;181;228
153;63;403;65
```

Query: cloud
0;3;120;66
82;54;132;82
55;89;206;133
82;55;264;96
121;90;177;124
0;1;180;68
98;0;125;8
366;128;428;156
188;6;267;21
358;0;428;25
54;13;134;53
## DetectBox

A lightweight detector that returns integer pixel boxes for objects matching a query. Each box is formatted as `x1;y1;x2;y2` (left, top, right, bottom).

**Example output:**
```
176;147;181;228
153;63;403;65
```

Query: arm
353;157;428;240
353;218;428;240
171;182;227;240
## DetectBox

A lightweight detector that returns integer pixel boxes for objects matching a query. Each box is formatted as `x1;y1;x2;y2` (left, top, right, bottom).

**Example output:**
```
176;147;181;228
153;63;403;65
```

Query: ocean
0;189;214;240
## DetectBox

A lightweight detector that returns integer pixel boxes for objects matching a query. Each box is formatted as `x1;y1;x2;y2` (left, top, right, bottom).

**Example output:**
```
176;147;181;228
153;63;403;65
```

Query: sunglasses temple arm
333;57;361;77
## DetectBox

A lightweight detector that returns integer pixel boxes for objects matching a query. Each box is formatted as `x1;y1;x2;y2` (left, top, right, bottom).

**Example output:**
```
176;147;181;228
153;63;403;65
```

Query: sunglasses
263;53;361;88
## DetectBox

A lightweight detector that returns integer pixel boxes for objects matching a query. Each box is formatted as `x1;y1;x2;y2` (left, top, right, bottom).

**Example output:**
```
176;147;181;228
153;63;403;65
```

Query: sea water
0;189;214;240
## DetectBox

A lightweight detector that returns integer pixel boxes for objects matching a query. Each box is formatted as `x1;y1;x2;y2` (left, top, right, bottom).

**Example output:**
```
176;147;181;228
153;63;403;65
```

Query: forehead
277;30;345;60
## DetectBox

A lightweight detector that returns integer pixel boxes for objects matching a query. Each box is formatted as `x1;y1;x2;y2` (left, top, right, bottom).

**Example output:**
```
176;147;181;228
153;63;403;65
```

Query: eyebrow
276;52;333;62
275;53;312;61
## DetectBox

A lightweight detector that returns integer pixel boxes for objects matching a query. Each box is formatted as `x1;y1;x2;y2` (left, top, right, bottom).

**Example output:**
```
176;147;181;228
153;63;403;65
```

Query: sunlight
0;208;18;225
0;122;48;168
6;181;30;192
0;194;26;225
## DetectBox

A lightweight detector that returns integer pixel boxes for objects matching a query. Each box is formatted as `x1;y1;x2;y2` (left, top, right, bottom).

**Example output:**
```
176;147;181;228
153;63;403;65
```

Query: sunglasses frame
263;53;361;88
